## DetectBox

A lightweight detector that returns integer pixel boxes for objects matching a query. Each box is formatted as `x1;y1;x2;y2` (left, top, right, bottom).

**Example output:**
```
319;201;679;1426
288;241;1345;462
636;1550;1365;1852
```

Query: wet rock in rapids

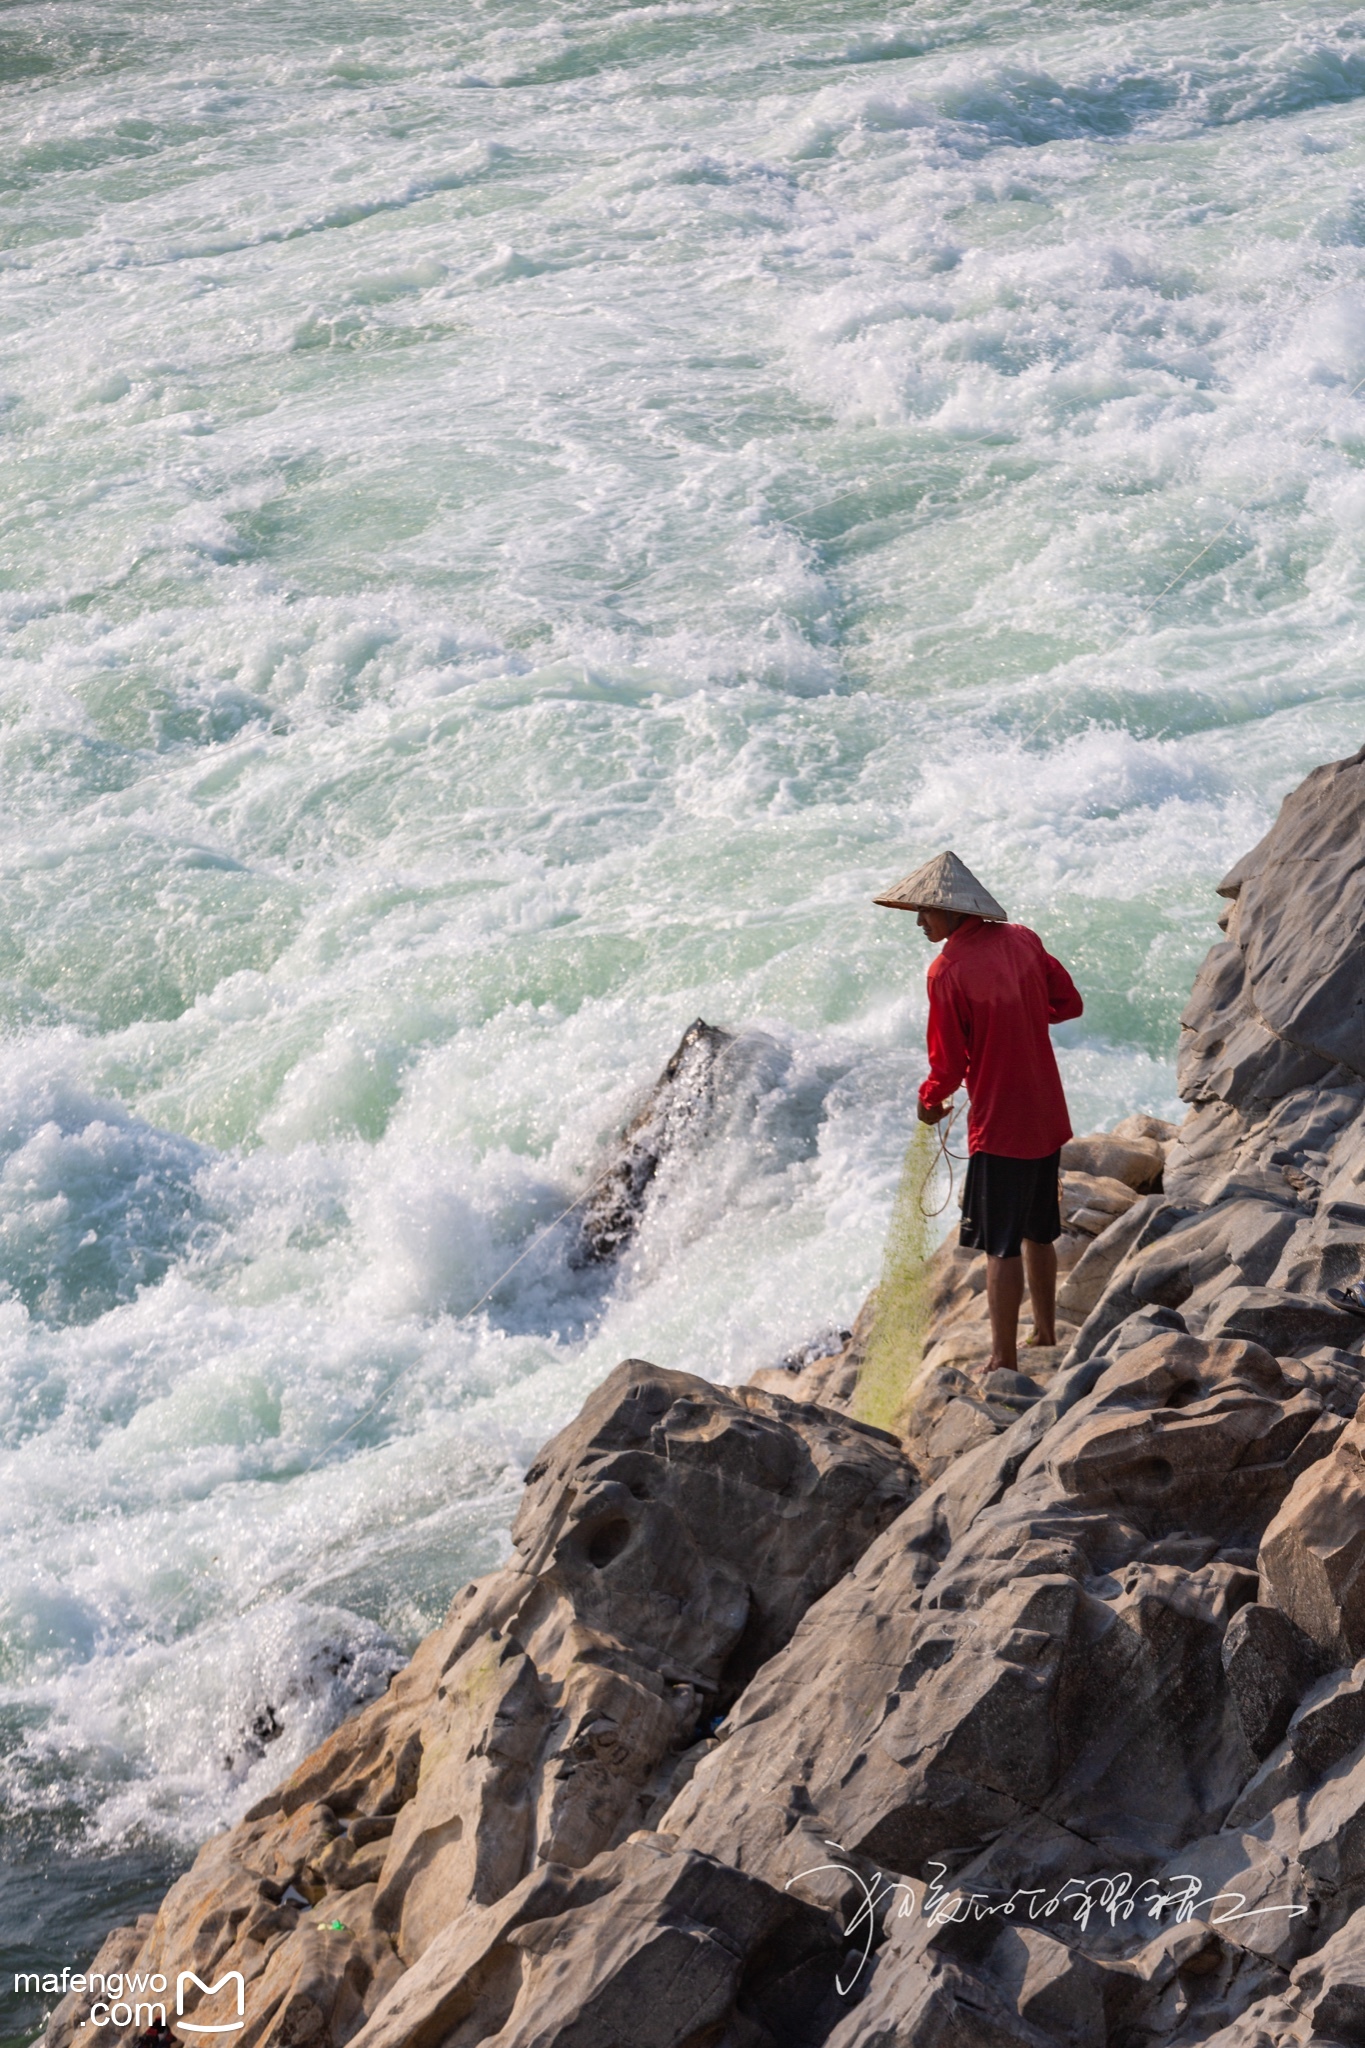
574;1018;733;1264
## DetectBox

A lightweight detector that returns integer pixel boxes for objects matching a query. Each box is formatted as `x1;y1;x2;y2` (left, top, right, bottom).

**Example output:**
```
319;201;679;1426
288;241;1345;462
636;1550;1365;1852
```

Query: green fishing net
852;1117;941;1434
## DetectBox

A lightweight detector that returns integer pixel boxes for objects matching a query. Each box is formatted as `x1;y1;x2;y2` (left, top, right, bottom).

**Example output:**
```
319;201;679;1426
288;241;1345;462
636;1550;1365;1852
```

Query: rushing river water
4;0;1365;2026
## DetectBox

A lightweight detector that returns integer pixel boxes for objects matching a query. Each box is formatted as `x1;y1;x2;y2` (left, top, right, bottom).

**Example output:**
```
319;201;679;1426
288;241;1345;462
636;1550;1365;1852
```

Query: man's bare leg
1022;1237;1058;1348
985;1254;1024;1372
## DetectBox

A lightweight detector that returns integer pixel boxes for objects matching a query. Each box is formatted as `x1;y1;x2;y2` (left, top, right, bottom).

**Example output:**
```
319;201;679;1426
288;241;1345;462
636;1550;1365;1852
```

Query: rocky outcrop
1179;742;1365;1110
43;1366;909;2048
46;746;1365;2048
345;1835;846;2048
665;1332;1341;1875
1260;1406;1365;1664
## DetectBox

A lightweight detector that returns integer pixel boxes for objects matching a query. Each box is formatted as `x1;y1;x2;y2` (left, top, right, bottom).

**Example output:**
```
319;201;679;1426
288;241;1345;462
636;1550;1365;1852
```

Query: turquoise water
4;0;1365;2020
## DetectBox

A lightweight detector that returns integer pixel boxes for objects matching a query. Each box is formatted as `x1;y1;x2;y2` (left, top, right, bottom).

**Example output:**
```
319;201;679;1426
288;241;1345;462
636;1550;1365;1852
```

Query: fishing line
918;1099;964;1220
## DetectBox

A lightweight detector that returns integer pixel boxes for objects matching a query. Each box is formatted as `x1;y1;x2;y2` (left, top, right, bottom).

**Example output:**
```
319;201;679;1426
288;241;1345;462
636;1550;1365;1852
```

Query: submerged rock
573;1018;733;1264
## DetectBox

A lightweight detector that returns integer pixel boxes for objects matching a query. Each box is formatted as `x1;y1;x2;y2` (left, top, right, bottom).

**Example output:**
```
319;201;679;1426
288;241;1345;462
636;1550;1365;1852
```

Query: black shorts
959;1150;1061;1260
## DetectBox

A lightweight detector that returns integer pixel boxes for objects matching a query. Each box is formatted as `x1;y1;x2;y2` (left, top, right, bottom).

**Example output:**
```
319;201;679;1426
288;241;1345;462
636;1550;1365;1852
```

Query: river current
3;0;1365;2026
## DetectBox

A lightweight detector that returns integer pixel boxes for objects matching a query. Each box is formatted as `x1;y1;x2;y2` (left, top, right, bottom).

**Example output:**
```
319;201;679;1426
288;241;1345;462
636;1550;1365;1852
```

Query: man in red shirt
875;850;1084;1374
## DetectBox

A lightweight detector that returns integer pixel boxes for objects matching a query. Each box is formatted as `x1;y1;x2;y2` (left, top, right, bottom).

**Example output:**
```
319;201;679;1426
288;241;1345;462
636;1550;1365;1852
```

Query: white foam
3;0;1365;1870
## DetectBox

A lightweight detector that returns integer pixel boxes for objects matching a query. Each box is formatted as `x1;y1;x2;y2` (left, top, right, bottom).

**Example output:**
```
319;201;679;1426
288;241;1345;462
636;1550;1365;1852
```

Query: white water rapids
3;0;1365;2012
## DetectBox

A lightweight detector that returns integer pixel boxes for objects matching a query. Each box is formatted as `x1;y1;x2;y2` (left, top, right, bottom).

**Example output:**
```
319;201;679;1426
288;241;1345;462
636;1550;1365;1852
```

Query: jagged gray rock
662;1333;1335;1893
1178;743;1365;1109
1260;1405;1365;1664
347;1834;846;2048
41;1363;910;2048
1222;1603;1325;1759
1058;1188;1155;1321
821;1912;1111;2048
1287;1661;1365;1780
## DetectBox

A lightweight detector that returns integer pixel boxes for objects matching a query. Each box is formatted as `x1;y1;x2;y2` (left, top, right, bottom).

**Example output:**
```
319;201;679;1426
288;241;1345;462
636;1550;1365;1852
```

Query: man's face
916;907;957;944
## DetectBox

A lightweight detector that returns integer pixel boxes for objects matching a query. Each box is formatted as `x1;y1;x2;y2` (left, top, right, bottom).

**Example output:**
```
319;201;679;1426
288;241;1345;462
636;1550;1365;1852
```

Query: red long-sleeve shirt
918;919;1083;1158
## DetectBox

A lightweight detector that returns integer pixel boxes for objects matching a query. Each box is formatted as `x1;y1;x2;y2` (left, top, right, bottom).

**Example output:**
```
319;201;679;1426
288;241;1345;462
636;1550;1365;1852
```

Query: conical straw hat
873;850;1007;920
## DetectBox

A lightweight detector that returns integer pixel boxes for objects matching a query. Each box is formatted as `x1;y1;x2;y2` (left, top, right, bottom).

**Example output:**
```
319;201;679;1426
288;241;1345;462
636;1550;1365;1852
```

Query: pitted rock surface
41;1363;909;2048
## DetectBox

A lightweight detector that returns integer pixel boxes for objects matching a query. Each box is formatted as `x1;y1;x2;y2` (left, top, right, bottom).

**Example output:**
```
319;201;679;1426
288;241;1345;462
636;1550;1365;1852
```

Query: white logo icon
176;1971;245;2033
